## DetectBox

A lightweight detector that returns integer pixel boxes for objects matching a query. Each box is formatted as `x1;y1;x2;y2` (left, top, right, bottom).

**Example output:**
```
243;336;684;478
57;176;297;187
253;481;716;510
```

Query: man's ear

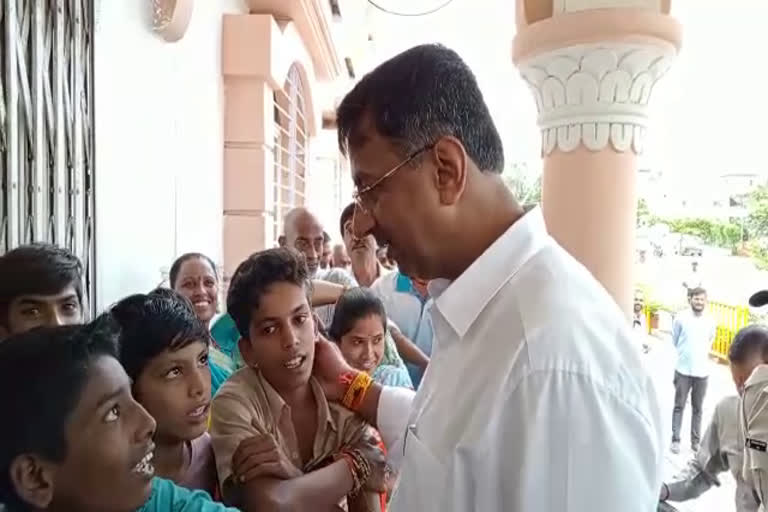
9;454;57;509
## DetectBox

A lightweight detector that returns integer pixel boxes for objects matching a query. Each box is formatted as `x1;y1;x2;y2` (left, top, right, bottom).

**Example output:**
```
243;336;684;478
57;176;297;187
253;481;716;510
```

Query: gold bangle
342;372;373;411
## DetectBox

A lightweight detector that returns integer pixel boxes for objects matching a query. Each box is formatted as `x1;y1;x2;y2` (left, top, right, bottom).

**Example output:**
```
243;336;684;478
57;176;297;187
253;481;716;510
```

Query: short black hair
0;244;84;326
323;231;331;244
169;252;218;289
336;44;504;174
227;248;312;339
729;324;768;363
108;288;210;382
688;287;707;299
0;321;119;510
328;287;387;342
339;202;355;238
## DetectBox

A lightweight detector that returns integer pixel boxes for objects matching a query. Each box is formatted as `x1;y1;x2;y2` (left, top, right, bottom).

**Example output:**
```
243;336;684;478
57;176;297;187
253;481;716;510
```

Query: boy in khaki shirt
210;248;387;511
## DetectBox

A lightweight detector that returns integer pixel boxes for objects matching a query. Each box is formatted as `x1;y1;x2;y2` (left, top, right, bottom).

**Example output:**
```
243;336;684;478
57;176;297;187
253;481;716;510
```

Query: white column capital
518;42;675;155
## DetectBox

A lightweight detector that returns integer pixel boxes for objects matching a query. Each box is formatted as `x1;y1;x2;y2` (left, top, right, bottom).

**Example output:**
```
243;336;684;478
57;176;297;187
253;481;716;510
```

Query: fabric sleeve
209;391;266;487
376;385;415;471
742;382;768;504
665;405;727;501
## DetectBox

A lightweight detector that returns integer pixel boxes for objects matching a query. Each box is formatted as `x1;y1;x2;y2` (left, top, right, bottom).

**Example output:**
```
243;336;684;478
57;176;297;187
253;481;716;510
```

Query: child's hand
232;433;303;483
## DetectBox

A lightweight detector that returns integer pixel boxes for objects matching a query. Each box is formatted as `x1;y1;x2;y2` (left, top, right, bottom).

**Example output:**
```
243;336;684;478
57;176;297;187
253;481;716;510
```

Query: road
636;248;768;308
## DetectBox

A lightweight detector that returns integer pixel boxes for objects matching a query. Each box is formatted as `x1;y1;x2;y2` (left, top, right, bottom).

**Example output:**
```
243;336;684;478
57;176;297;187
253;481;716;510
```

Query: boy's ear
238;337;256;368
9;454;57;509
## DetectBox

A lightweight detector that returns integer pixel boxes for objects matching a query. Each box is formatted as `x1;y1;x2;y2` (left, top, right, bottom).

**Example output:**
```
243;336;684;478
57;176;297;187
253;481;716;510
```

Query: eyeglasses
352;144;434;214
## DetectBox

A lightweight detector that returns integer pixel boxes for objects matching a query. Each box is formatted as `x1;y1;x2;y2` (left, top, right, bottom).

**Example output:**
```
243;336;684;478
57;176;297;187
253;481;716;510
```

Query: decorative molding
152;0;194;42
518;42;675;155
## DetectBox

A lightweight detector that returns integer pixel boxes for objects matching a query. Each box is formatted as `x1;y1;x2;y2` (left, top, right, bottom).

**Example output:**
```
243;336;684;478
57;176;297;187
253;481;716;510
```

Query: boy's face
1;284;83;337
11;356;157;512
239;282;316;393
133;341;212;444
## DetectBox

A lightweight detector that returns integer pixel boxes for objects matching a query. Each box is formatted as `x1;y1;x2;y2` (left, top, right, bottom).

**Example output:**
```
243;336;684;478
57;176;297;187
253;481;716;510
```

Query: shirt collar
251;369;337;433
746;364;768;389
431;206;551;338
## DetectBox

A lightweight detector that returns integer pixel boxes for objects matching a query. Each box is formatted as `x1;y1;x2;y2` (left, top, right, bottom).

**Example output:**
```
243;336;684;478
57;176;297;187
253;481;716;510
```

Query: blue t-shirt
138;478;238;512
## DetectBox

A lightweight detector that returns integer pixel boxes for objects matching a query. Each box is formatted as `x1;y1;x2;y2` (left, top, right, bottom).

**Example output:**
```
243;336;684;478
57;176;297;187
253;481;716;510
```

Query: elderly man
332;243;351;271
311;44;662;511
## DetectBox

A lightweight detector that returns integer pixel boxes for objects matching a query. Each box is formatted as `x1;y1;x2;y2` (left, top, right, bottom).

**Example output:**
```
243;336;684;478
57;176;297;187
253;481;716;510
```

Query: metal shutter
1;0;96;314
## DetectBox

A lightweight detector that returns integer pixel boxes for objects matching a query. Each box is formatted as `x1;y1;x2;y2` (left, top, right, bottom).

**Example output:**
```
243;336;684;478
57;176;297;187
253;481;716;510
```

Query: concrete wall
94;0;247;309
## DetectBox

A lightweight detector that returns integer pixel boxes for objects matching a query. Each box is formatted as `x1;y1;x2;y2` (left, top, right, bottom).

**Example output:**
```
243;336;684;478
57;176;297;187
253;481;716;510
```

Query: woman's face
133;341;211;444
173;258;218;324
339;314;385;374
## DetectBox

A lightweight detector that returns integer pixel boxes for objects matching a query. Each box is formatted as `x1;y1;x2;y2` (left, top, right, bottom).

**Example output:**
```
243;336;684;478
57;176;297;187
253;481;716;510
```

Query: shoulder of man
321;268;358;287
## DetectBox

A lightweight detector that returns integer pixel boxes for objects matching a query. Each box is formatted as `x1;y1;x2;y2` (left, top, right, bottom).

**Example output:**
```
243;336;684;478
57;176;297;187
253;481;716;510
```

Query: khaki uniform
210;367;382;511
665;395;759;511
742;365;768;506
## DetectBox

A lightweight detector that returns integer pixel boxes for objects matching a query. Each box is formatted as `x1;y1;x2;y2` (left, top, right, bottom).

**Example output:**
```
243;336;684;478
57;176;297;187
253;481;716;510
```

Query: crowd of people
3;42;768;512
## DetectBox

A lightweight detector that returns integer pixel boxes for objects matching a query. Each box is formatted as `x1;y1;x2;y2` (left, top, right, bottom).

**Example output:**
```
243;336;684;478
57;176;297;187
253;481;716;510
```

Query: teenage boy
210;248;386;511
0;322;237;511
0;244;84;338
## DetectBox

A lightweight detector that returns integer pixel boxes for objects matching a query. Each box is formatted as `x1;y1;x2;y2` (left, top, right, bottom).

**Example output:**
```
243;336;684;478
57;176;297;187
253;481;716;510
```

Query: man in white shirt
310;43;664;512
670;287;716;454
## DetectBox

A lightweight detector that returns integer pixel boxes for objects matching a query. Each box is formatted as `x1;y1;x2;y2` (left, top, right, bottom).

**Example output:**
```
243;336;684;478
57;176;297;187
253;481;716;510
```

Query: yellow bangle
342;372;373;411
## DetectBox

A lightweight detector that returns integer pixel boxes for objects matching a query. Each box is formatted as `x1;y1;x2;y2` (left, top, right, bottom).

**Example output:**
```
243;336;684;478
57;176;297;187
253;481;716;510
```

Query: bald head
282;207;325;276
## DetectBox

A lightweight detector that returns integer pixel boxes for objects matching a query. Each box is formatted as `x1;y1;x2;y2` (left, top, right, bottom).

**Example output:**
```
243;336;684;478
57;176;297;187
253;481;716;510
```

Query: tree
748;184;768;238
637;198;650;228
502;162;541;205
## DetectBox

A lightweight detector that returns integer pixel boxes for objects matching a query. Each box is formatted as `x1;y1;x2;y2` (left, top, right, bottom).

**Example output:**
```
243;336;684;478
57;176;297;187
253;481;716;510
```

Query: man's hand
351;429;390;493
232;433;303;483
313;336;357;402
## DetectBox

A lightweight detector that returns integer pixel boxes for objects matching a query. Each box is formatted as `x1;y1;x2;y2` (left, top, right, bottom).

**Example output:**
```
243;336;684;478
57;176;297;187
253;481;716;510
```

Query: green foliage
748;184;768;238
502;163;541;205
636;198;651;228
659;217;742;249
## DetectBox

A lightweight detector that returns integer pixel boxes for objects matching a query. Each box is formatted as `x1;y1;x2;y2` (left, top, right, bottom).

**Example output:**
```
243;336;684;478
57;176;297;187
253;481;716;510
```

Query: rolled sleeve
209;391;265;486
377;385;415;471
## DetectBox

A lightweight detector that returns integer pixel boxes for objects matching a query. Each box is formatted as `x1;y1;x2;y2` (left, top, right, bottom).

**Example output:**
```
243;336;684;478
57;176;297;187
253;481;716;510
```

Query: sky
362;0;768;183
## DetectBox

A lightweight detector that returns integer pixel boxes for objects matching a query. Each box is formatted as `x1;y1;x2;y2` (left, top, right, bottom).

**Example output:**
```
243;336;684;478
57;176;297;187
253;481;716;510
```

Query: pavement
641;333;738;512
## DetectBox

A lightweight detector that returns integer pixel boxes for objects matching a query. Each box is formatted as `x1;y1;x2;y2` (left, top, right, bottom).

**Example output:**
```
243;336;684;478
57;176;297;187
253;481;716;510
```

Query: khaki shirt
742;364;768;506
667;395;759;512
210;367;381;510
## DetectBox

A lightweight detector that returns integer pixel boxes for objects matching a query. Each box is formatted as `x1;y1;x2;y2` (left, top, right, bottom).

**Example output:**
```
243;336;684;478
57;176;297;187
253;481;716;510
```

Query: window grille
272;64;307;242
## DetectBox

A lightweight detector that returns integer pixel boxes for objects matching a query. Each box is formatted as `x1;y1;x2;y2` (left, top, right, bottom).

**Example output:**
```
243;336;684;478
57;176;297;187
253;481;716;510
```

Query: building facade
2;0;369;309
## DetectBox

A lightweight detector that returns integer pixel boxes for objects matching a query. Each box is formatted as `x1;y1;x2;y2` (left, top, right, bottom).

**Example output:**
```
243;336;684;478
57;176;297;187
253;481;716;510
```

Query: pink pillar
513;2;682;315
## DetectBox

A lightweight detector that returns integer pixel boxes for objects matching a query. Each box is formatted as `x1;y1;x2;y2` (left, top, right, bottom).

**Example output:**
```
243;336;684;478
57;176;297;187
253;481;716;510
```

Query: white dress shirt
376;207;664;512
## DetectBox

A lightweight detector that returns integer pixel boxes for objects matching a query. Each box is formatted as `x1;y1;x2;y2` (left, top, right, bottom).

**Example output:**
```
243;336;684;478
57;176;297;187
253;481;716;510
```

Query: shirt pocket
390;426;447;512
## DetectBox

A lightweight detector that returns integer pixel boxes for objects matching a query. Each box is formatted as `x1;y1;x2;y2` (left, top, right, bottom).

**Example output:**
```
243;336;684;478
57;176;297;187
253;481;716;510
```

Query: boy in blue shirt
0;321;237;512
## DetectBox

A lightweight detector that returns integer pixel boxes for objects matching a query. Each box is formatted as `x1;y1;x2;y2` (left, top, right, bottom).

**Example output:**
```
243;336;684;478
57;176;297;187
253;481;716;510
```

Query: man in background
671;287;716;454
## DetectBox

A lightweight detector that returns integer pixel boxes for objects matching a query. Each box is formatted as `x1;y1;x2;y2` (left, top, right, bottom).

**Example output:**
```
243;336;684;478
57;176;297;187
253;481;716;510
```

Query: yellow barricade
707;302;749;362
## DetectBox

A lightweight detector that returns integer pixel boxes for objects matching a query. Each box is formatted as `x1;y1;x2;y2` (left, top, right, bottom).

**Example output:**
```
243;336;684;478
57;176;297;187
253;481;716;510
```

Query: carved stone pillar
513;1;682;315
